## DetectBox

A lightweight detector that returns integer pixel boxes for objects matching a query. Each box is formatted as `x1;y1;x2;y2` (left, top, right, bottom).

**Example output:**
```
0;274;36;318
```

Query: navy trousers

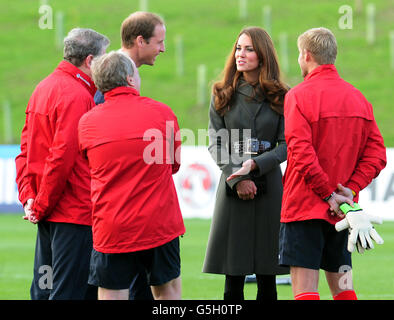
31;220;153;300
30;221;97;300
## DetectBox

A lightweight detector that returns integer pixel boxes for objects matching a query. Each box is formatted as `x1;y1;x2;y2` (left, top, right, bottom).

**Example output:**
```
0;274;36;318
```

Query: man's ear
126;74;135;88
135;35;145;47
85;54;94;69
304;50;313;63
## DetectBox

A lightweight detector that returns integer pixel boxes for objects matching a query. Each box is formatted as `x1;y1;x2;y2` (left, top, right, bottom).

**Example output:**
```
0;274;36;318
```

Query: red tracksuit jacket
281;64;386;224
78;86;185;253
15;60;96;225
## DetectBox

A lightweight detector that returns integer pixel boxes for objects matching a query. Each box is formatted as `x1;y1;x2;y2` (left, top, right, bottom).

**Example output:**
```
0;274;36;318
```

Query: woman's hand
227;159;257;181
236;180;257;200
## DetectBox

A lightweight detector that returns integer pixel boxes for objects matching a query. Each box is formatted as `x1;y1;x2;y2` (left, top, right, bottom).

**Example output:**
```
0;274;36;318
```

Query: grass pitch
0;215;393;300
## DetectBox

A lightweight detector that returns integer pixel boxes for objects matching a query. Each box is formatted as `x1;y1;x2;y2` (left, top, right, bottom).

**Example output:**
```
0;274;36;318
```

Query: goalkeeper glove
335;203;384;253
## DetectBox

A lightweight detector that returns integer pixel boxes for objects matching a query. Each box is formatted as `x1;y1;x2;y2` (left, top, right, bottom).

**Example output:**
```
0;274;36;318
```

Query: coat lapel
236;80;265;119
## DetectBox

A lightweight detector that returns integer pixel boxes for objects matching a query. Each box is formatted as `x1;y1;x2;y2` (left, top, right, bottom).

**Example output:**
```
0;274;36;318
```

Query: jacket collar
103;86;140;101
56;60;96;97
236;78;265;102
304;64;339;81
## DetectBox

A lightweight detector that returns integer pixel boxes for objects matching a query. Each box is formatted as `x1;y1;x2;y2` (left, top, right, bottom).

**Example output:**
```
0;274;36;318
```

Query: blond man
279;27;386;300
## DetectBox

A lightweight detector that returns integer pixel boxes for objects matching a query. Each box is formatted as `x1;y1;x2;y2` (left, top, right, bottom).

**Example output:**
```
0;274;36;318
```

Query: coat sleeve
284;91;334;199
32;96;94;220
207;95;252;190
15;113;36;205
345;117;387;195
252;114;287;176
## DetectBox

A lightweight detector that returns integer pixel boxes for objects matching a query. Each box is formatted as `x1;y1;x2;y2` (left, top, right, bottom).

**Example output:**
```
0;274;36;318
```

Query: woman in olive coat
202;27;289;300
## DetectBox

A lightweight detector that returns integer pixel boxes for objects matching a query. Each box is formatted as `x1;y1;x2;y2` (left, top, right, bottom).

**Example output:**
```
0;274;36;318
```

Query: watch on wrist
323;192;335;202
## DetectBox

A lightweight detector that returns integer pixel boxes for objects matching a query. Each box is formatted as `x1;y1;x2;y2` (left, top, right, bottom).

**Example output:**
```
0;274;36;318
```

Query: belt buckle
259;141;271;153
244;138;259;155
233;141;242;154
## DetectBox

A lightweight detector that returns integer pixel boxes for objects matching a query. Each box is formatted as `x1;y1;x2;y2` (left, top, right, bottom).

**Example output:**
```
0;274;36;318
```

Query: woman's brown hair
213;27;288;115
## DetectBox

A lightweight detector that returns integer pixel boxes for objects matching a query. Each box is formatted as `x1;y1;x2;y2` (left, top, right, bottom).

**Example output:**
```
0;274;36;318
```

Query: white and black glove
335;203;384;253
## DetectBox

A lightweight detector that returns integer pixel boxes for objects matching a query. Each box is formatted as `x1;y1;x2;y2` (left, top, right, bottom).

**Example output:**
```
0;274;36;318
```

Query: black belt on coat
232;138;271;155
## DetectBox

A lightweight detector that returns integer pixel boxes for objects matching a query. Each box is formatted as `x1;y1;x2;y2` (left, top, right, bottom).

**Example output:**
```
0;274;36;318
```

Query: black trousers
224;274;277;300
31;221;153;300
31;221;97;300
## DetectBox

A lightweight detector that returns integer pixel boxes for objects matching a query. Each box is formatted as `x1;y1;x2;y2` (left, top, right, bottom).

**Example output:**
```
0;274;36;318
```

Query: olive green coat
202;80;289;276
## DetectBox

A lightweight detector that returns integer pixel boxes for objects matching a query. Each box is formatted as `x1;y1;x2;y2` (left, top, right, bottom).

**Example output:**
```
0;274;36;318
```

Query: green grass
1;1;392;301
0;215;393;300
0;215;35;299
0;0;393;145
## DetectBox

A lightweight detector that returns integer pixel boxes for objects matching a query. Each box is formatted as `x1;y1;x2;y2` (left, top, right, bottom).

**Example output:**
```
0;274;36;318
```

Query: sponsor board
174;147;394;220
173;146;221;219
1;145;393;220
0;145;23;212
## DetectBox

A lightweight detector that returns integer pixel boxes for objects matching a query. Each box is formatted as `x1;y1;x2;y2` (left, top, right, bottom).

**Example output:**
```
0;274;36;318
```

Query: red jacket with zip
281;64;386;224
15;60;96;225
